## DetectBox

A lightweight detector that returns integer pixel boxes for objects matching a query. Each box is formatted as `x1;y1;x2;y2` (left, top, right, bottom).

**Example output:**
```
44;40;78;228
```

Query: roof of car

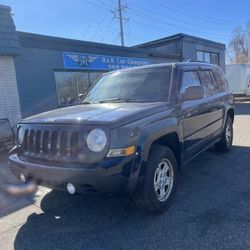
105;62;216;74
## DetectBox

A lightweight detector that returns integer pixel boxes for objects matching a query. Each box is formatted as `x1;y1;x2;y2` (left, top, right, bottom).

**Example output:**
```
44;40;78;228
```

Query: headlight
17;127;24;145
86;129;107;152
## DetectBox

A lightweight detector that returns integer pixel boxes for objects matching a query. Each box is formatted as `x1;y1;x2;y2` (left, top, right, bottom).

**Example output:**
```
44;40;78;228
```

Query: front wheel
132;145;177;213
215;116;233;152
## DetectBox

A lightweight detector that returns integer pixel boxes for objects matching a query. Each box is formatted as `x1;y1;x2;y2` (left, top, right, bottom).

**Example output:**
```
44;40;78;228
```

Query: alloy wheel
153;158;174;202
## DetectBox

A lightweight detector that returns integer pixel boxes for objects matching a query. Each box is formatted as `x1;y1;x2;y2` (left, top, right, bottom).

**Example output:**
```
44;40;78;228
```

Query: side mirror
181;86;204;101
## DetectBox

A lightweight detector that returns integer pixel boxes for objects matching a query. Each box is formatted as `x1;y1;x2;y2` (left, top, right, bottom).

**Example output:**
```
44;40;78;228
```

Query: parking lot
1;102;250;250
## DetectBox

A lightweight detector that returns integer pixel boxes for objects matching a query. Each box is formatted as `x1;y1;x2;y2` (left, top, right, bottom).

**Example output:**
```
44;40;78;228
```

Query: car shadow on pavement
14;192;150;249
14;145;250;250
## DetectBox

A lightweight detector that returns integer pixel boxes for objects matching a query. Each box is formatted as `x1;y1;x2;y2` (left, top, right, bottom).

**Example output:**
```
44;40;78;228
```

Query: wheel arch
227;108;234;123
141;131;182;169
151;132;181;168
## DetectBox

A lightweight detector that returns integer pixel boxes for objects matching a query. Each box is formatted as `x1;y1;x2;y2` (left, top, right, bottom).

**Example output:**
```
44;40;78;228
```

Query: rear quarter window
199;70;217;96
213;67;228;91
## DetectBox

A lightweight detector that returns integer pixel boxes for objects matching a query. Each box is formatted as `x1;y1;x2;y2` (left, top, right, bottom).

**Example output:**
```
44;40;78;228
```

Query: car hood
21;103;170;128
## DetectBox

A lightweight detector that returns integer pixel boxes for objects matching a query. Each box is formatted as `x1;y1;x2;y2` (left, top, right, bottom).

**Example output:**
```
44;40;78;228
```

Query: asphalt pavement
1;102;250;250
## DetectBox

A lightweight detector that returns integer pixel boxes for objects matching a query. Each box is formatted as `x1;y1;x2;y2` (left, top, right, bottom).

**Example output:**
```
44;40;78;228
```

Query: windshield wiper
99;98;142;103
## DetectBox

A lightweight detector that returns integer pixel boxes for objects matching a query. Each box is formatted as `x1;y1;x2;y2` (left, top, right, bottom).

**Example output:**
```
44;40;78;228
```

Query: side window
213;67;228;91
181;71;201;94
199;70;217;96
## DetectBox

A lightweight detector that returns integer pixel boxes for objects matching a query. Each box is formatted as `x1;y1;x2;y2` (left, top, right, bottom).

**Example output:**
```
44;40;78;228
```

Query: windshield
82;67;172;103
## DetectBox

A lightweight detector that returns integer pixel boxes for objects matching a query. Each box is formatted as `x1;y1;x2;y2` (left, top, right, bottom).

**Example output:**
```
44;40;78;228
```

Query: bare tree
227;22;250;64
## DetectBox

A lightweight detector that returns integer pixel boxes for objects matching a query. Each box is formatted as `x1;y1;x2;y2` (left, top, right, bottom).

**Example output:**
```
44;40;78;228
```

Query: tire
132;145;178;214
215;116;233;153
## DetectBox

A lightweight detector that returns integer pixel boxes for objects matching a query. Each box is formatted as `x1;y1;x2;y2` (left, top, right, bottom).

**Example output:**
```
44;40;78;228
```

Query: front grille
21;128;81;161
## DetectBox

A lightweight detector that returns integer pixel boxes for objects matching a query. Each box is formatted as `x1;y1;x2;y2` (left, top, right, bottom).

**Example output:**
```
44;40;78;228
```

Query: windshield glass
82;67;172;103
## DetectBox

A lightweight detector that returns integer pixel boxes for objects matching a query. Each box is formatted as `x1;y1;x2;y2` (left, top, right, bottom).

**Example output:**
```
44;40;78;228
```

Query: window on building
196;51;219;65
54;71;105;107
197;51;204;62
211;53;219;65
204;52;210;63
181;71;201;94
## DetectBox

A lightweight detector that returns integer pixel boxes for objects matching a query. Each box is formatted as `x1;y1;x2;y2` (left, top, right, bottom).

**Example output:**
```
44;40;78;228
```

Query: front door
179;68;210;161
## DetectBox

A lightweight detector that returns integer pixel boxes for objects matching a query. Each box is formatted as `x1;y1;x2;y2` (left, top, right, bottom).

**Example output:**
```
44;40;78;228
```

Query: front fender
137;117;182;162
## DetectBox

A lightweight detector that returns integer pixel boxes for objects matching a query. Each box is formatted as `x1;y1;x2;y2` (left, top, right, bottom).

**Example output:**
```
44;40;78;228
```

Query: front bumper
9;153;141;195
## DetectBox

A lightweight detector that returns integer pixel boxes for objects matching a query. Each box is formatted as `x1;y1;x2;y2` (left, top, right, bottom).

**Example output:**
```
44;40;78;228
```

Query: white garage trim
0;56;21;127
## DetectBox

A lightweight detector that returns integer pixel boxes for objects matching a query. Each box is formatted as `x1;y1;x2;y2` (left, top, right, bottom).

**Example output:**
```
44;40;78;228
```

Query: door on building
54;70;105;107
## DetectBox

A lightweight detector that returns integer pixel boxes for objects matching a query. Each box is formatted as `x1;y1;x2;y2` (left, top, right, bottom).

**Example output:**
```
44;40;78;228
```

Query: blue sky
1;0;249;47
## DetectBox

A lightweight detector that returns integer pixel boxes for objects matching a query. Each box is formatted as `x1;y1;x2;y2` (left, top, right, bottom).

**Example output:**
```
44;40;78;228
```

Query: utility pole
118;0;124;46
112;0;128;46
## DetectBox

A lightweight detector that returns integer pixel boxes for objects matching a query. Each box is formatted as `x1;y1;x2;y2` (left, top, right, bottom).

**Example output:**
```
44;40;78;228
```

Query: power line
201;0;247;19
92;0;228;42
152;0;243;27
40;0;116;41
81;0;110;12
41;0;234;46
81;0;232;43
125;21;133;45
83;8;101;38
95;0;114;9
129;11;231;43
126;4;231;40
100;23;121;44
90;13;114;40
94;0;236;42
95;18;116;41
126;2;232;35
81;0;126;45
147;0;233;31
110;33;120;44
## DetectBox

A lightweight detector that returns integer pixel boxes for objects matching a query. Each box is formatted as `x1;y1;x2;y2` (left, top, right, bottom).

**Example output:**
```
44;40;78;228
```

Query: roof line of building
17;31;181;60
134;33;225;48
0;4;10;10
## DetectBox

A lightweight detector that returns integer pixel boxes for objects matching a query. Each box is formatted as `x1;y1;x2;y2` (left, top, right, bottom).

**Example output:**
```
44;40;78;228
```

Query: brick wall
0;56;21;127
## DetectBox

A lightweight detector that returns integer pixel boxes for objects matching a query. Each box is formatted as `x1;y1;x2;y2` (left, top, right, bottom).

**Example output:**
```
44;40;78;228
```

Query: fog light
20;174;26;183
66;183;76;195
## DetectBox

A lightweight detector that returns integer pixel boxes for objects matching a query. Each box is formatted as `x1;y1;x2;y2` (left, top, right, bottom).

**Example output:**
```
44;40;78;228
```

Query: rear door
198;68;225;140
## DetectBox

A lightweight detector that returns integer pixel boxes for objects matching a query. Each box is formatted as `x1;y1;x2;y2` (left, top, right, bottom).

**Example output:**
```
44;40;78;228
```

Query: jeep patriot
9;62;234;213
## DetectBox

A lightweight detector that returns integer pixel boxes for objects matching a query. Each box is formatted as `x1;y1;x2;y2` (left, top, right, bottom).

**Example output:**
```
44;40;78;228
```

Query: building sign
63;52;152;70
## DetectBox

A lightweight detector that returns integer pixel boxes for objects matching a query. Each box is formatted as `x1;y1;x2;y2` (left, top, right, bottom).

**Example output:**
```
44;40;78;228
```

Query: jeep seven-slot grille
22;129;80;160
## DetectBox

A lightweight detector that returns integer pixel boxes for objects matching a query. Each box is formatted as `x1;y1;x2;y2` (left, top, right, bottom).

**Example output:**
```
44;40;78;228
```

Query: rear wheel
133;145;177;213
215;116;233;152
